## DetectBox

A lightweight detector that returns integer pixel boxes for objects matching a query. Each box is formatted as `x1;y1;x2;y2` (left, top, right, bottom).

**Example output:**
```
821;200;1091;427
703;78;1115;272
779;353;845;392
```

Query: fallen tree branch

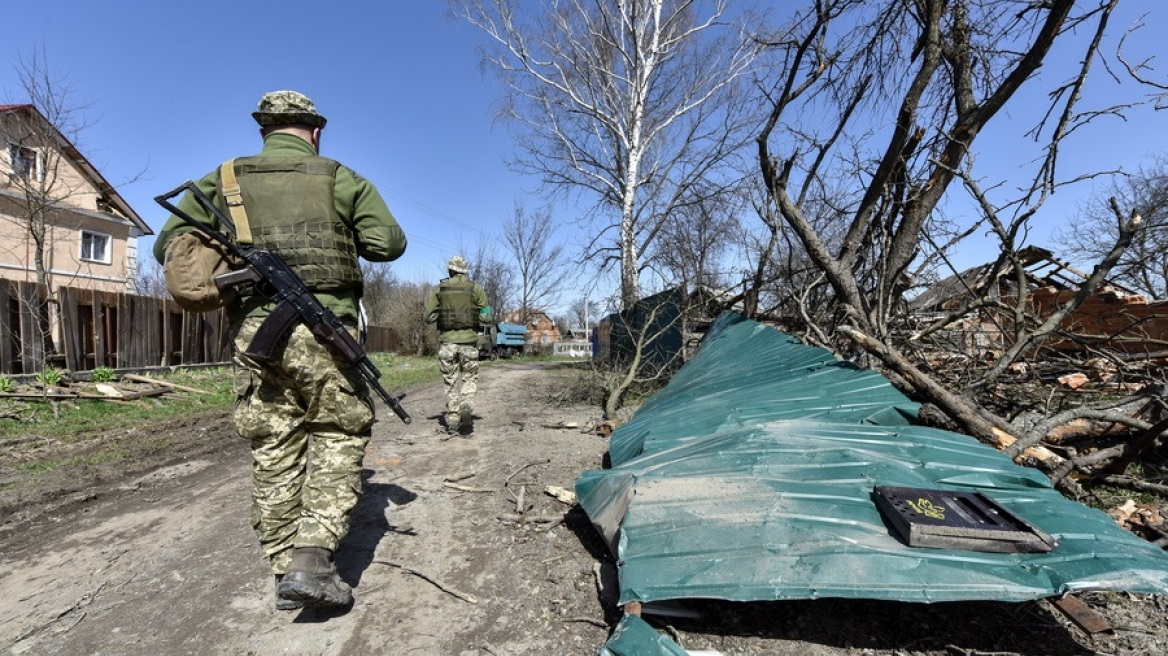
123;374;210;394
1101;475;1168;497
563;616;608;628
497;513;562;524
442;482;494;493
505;458;551;486
1050;416;1168;485
372;559;477;604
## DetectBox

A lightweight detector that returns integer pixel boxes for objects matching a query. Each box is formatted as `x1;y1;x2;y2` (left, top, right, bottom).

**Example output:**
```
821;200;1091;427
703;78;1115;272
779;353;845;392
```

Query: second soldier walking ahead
424;256;490;435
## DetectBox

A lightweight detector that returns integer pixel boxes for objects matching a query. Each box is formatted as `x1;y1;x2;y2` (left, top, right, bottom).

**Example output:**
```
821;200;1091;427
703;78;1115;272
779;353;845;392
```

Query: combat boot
274;574;303;611
459;402;474;433
277;547;353;608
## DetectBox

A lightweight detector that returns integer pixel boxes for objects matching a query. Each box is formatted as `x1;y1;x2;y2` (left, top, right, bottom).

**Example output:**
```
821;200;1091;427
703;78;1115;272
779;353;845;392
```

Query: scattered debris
1057;372;1090;389
0;374;196;404
544;421;580;429
545;486;577;505
497;513;564;531
93;384;123;398
123;374;211;395
442;481;493;493
1050;595;1114;635
1109;499;1166;534
562;616;607;628
504;458;550;486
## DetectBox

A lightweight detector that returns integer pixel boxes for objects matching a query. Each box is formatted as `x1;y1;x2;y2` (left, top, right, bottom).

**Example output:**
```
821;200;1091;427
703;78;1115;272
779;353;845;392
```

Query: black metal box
873;485;1058;553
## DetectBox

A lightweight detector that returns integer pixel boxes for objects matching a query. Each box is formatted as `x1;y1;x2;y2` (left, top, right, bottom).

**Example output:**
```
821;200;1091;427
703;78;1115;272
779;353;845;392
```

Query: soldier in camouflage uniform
424;256;490;435
153;90;407;610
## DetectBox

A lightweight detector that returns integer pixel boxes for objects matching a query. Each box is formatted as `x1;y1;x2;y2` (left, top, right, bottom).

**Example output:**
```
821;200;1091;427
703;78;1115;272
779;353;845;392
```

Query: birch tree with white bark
450;0;757;309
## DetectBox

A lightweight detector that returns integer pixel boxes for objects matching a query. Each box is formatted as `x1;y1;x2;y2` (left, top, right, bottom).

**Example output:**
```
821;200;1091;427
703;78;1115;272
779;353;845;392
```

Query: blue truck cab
478;322;527;359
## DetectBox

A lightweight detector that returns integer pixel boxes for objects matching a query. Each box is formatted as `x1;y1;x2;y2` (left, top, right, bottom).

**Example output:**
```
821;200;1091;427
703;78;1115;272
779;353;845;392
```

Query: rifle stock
155;181;412;424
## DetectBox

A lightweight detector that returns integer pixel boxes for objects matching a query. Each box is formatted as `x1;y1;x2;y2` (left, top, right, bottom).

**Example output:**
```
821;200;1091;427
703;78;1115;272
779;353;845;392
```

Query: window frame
7;143;40;181
80;230;113;265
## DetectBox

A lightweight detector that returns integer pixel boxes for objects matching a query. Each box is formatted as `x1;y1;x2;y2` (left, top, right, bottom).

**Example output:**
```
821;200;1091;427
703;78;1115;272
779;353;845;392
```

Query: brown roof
1;104;150;234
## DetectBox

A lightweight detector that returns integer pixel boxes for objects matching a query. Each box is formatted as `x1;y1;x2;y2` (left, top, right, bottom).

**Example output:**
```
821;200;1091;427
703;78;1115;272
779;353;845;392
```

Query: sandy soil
2;360;1167;656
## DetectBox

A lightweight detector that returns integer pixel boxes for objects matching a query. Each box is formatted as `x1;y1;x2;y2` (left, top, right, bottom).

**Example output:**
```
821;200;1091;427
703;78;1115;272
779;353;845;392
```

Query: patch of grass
0;355;441;441
16;457;68;473
15;447;133;475
371;354;441;390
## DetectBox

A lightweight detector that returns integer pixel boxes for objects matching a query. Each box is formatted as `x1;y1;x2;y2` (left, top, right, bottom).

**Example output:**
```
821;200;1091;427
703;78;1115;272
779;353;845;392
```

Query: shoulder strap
219;159;254;245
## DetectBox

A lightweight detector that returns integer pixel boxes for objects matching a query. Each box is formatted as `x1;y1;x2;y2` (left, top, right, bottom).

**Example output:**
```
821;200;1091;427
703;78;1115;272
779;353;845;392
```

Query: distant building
910;245;1168;357
503;309;562;354
554;327;592;358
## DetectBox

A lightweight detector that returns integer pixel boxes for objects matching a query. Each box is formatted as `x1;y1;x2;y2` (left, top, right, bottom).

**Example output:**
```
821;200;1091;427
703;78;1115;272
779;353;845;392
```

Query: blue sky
2;1;1166;307
1;1;533;286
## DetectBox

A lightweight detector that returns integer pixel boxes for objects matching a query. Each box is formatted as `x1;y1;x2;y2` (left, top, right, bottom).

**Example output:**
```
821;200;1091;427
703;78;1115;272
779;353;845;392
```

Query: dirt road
2;360;1166;655
1;361;614;655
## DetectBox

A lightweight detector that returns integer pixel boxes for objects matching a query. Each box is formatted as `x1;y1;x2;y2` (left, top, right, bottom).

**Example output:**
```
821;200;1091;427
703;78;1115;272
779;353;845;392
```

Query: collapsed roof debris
575;312;1168;655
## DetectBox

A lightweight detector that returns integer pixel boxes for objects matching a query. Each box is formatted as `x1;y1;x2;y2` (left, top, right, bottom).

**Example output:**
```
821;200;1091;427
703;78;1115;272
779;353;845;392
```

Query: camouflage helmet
447;255;469;274
252;90;327;128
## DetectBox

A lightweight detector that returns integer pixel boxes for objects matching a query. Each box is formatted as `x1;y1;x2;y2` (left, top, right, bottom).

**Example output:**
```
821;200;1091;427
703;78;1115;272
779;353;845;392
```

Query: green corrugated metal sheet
577;312;1168;653
605;316;919;466
598;615;689;656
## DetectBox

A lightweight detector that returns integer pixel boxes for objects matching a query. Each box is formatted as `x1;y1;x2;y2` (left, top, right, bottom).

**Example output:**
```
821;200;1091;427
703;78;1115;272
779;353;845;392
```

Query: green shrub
92;367;116;383
36;369;63;386
0;376;13;393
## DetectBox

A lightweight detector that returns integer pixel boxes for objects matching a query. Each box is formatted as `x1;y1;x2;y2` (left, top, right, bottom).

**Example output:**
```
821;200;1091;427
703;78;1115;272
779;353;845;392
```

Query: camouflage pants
438;342;479;427
232;317;374;575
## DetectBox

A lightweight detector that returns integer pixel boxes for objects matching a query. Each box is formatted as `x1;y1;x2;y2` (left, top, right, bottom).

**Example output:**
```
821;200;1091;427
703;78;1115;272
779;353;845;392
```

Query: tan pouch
163;231;237;312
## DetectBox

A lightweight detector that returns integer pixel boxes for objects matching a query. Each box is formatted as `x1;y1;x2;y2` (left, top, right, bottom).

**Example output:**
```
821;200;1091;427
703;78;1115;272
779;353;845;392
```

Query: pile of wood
0;374;210;404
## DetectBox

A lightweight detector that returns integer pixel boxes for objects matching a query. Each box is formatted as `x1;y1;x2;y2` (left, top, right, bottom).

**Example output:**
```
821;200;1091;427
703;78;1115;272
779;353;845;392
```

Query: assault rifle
155;181;412;424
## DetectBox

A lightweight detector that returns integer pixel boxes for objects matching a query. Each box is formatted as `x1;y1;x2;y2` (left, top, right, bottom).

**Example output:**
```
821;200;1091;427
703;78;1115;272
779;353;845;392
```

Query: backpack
163;231;237;312
162;160;248;313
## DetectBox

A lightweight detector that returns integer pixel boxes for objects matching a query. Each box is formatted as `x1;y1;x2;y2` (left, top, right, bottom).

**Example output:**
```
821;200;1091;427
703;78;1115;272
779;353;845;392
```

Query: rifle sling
219;159;254;244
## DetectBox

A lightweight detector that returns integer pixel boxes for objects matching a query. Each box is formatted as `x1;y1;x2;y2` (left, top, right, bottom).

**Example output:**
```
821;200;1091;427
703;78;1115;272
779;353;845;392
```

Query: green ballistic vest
224;156;362;292
436;277;478;332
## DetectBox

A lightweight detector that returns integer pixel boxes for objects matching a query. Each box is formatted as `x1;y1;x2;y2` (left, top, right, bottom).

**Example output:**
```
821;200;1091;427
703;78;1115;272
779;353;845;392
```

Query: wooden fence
1;280;400;375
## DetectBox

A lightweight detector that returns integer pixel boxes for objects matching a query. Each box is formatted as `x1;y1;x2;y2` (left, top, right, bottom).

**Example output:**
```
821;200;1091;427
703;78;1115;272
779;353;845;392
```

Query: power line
382;186;498;242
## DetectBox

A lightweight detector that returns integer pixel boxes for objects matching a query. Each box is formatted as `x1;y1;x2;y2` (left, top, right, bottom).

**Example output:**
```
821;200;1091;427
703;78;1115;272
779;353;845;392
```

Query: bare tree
749;0;1165;482
391;280;440;357
361;261;401;326
567;295;602;329
451;0;758;309
649;184;742;293
1057;155;1168;299
503;202;570;321
2;50;94;290
467;240;514;319
1;50;97;371
132;256;169;299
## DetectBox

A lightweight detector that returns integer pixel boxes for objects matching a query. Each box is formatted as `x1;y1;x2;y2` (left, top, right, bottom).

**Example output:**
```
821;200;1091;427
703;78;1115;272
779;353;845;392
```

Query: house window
8;144;38;180
80;231;111;264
